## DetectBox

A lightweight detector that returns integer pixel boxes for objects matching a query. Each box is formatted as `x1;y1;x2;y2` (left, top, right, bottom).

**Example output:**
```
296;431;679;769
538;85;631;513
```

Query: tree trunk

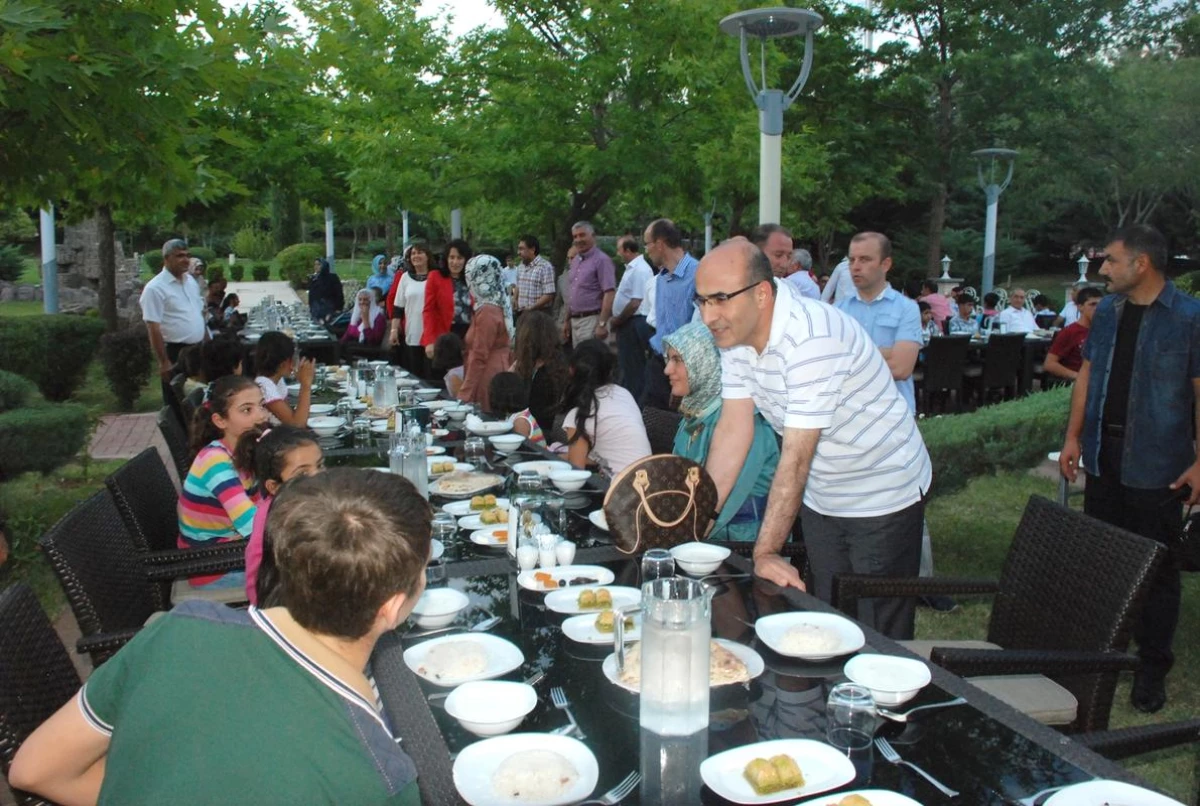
385;219;397;257
926;181;948;277
926;71;955;276
96;204;119;332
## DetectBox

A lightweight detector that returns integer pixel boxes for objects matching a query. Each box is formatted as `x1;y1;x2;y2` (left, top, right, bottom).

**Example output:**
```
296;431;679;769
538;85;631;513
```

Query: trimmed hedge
275;243;323;289
229;263;245;282
0;370;35;412
920;386;1072;497
99;324;153;411
0;404;90;481
251;262;271;282
190;246;218;267
0;316;106;401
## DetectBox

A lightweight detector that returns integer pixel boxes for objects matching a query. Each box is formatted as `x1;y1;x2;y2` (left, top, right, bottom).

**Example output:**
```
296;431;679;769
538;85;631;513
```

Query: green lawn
923;471;1199;801
0;300;45;317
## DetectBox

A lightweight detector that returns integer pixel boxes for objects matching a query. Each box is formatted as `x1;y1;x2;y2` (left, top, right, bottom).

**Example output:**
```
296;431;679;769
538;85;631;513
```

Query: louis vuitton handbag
602;455;719;554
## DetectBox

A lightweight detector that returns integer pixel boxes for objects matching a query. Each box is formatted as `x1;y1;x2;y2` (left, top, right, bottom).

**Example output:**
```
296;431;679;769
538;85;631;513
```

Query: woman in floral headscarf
458;254;514;411
662;321;779;541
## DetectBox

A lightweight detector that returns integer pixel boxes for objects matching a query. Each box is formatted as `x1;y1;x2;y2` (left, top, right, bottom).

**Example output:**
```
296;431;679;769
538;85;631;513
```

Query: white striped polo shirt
720;280;932;517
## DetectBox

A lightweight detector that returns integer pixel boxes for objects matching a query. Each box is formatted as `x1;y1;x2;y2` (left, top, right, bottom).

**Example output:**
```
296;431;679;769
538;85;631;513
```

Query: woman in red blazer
422;239;474;358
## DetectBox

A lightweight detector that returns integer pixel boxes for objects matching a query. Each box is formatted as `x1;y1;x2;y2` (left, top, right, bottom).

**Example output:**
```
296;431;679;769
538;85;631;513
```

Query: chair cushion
963;366;983;378
170;578;248;606
901;639;1078;725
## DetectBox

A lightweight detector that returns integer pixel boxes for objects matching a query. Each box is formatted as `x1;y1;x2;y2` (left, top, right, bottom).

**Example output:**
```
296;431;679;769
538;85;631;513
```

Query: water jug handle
613;604;629;672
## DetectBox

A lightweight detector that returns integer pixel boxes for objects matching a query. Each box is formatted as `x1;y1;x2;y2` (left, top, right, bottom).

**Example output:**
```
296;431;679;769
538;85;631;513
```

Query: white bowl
548;468;591;492
669;543;732;576
410;587;470;630
443;406;470;422
444;681;538;737
843;653;932;706
489;433;525;452
414;387;441;400
309;403;335;415
512;460;572;477
467;420;513;436
306;416;345;437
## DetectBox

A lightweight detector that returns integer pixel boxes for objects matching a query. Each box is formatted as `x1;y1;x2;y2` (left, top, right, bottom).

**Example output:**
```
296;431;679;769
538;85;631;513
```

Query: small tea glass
516;535;539;571
641;548;675;585
431;512;458;547
827;682;876;781
463;436;487;464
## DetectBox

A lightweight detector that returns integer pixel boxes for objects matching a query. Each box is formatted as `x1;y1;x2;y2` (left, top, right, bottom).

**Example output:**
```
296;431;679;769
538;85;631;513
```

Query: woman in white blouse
386;241;433;377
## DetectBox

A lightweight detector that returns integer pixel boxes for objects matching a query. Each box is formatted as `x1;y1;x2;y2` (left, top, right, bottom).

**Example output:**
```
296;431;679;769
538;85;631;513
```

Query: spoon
877;696;967;722
407;615;501;640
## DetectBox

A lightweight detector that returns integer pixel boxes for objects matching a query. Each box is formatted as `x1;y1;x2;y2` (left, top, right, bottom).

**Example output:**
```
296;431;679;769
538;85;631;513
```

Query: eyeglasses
692;282;760;309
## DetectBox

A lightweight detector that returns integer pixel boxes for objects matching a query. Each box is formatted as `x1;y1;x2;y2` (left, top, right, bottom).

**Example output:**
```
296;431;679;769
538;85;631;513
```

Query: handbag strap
632;467;699;528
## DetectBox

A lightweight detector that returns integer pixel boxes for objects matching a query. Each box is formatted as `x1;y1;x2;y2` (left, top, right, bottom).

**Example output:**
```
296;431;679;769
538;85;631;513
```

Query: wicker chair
917;335;971;414
156;406;191;479
1078;721;1200;805
832;495;1164;733
0;583;80;806
964;332;1025;404
640;405;682;455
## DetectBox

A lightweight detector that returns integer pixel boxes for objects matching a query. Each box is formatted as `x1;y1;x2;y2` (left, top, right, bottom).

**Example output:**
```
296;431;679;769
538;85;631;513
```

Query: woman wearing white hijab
340;289;386;351
457;254;513;412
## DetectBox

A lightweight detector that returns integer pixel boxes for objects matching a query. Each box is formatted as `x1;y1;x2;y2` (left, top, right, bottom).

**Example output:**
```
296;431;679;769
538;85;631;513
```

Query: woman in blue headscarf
307;258;344;324
662;321;779;541
365;254;394;298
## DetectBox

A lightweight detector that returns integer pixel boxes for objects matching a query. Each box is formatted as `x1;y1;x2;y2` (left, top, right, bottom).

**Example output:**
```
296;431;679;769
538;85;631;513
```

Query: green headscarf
662;321;722;421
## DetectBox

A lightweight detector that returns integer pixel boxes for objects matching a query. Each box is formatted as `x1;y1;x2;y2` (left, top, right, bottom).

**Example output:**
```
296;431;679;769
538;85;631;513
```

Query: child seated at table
253;331;316;427
488;371;545;445
10;468;430;806
918;301;940;340
431;332;465;399
244;426;325;606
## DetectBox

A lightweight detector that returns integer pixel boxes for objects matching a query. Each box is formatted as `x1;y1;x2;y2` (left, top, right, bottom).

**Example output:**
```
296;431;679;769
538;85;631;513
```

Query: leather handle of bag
632;467;698;528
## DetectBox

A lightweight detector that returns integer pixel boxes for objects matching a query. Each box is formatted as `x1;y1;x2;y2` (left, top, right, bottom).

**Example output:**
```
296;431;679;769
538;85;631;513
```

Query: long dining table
309;411;1161;806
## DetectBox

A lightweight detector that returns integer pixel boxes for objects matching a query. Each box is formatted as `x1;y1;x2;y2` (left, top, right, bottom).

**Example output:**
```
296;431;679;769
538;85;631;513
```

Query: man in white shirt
699;239;932;639
996;288;1037;333
820;257;855;305
1055;281;1090;327
140;238;206;408
610;236;655;402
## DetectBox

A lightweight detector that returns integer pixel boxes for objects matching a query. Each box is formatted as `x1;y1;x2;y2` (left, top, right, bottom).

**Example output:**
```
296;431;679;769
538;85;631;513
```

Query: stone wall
0;277;145;324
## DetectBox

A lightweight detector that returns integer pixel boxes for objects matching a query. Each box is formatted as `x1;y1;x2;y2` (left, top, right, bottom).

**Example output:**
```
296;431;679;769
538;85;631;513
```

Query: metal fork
550;686;585;739
577;771;641;805
877;696;968;722
874;736;959;798
1015;785;1069;806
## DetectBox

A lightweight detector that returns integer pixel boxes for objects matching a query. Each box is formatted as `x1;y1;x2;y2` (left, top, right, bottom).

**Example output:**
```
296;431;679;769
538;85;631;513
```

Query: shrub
365;239;389;256
0;370;35;412
0;244;25;282
206;264;226;283
189;246;217;266
231;226;275;261
919;386;1072;498
0;404;90;481
252;262;271;282
229;263;245;282
275;243;323;289
0;316;106;401
142;252;161;275
99;324;153;411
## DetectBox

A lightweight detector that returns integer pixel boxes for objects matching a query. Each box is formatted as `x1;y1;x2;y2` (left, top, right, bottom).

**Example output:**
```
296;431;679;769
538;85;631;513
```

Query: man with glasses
642;218;698;409
698;239;932;639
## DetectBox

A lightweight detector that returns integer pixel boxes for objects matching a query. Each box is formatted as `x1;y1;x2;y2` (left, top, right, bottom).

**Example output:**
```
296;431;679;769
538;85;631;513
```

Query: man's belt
570;310;600;319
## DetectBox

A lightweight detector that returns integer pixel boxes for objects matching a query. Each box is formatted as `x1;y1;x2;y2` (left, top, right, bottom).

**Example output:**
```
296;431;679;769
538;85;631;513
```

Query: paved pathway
225;280;302;309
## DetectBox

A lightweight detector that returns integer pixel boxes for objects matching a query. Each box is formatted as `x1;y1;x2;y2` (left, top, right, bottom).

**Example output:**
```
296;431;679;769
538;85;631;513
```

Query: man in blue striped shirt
699;239;932;639
641;218;698;408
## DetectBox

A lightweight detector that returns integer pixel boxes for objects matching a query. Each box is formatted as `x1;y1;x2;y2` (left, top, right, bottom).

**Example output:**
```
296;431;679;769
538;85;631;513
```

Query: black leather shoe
1131;672;1167;714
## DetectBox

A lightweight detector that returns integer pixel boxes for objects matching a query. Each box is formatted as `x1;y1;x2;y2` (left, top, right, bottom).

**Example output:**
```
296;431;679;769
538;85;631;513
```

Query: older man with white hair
140;239;206;408
562;221;616;347
786;247;820;299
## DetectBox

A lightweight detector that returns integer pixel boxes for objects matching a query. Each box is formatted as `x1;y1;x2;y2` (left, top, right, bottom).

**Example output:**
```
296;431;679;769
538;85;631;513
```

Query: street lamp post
971;148;1018;296
720;7;823;226
1076;253;1089;284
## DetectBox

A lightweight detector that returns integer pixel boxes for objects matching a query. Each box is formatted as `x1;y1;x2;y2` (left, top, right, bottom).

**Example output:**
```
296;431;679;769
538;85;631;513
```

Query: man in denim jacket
1060;224;1200;713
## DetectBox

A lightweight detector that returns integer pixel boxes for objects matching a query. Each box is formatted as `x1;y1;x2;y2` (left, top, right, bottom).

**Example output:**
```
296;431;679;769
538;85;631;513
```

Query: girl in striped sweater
178;375;269;589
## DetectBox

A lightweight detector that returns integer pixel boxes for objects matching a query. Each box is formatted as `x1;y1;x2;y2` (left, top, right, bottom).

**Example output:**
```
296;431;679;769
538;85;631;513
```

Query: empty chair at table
916;334;971;414
832;495;1164;733
964;332;1025;404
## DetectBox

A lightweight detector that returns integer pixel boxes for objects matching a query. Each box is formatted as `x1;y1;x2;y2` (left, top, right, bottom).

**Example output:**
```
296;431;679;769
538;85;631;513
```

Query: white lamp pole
971;148;1017;296
1077;253;1089;284
720;8;823;226
40;205;57;314
324;207;335;268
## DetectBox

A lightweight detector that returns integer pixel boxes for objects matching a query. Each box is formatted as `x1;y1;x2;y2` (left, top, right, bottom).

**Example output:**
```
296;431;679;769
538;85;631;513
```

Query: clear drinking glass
641;549;675;585
431;512;458;546
827;682;876;781
463;436;486;464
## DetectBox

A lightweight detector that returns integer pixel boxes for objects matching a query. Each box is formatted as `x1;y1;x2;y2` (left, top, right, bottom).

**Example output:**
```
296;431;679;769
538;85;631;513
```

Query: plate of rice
453;733;599;806
753;612;865;661
402;633;525;688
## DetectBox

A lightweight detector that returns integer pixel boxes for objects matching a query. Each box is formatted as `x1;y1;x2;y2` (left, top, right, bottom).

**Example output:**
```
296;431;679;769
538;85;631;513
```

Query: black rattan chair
917;335;971;414
640;405;682;455
0;583;80;806
157;406;191;479
964;332;1025;404
832;495;1164;733
1078;720;1200;805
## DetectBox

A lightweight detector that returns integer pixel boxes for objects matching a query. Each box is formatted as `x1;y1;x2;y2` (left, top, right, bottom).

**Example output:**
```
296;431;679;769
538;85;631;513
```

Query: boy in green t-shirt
11;469;431;805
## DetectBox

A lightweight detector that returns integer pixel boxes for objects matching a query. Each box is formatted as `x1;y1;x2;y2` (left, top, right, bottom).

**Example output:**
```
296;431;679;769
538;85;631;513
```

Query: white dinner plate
754;612;865;661
402;633;524;688
430;538;444;562
458;511;509;531
428;458;470;478
544;585;641;615
516;564;615;592
421;399;455;411
370;421;395;433
1044;780;1185;806
470;528;510;548
442;498;511;517
428;473;505;498
700;738;856;805
339;398;368;411
512;460;573;477
453;733;599;806
562;612;641;644
794;789;923;806
602;639;764;693
368;360;389;367
588;509;609;531
426;445;446;456
432;428;450;438
395;376;421;388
